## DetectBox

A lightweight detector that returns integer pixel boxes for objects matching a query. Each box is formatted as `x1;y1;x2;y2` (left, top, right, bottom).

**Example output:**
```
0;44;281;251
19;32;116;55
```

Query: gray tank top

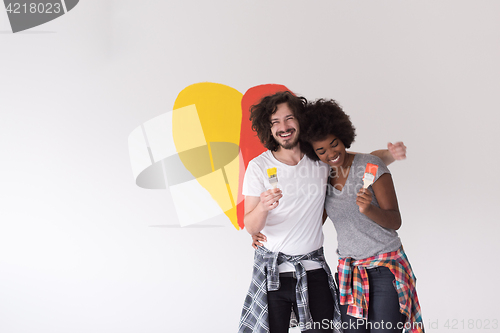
325;154;402;260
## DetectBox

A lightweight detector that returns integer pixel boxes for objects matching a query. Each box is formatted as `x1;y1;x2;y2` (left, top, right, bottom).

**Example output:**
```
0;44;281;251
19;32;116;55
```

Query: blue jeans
267;268;335;333
336;267;406;333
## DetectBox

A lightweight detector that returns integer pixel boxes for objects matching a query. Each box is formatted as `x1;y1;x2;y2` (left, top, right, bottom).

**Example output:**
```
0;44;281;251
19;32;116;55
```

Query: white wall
1;1;499;332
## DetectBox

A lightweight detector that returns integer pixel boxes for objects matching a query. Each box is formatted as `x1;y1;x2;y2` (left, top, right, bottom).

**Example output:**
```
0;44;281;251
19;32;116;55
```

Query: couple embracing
238;91;423;333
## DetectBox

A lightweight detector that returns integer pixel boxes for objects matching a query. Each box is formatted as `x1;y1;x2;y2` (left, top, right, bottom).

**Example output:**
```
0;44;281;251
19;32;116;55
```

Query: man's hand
251;232;267;249
388;142;407;160
260;188;282;211
244;189;281;236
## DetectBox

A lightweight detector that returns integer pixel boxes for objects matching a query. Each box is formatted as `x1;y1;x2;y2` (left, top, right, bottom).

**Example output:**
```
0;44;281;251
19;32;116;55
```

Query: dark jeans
336;267;406;333
268;268;334;333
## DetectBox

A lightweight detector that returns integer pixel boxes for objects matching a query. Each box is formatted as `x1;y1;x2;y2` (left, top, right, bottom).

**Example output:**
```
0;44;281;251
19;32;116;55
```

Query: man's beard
277;133;299;150
280;137;299;150
274;129;299;150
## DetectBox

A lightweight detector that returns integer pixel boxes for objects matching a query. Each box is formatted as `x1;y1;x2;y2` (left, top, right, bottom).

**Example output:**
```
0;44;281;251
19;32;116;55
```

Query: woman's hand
251;232;267;249
356;188;373;214
359;174;402;230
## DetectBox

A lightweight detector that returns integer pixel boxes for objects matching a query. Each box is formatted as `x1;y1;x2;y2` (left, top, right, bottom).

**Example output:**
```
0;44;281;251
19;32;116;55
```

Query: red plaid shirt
337;246;424;333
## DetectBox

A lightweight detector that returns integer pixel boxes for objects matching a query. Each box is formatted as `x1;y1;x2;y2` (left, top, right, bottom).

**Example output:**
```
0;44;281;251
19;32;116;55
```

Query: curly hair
249;91;307;152
300;99;356;161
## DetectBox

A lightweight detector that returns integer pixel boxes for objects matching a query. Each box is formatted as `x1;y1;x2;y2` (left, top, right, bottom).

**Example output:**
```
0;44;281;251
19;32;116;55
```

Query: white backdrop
1;1;499;332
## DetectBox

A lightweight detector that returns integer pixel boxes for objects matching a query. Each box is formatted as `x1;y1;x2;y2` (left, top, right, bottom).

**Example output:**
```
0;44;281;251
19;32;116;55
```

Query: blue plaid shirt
238;246;343;333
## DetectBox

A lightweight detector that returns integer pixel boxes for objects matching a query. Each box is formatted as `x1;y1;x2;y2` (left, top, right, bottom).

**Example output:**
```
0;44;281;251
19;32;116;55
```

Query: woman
299;99;424;333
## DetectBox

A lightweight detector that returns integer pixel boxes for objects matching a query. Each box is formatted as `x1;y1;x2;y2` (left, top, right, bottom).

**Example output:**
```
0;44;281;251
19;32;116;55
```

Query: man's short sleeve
242;160;266;197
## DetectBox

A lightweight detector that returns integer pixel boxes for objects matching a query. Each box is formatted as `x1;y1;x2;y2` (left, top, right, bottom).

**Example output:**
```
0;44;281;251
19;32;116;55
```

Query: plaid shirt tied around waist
238;246;343;333
337;246;424;333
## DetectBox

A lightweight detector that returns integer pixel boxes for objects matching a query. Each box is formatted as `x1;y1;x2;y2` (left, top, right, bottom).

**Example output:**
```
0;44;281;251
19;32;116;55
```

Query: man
238;91;405;333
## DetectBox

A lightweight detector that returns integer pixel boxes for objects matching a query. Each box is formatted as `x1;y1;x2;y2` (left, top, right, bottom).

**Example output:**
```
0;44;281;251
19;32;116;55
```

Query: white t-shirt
242;150;329;272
